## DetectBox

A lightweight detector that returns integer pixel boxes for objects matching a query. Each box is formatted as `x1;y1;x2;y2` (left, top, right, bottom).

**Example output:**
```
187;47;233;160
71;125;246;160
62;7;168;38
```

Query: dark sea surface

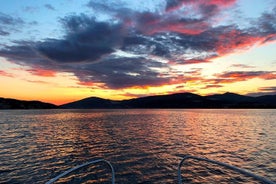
0;109;275;183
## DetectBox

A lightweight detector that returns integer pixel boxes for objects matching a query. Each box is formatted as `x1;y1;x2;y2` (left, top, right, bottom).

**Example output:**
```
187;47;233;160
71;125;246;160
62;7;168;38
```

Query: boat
46;159;115;184
46;155;275;184
178;155;275;184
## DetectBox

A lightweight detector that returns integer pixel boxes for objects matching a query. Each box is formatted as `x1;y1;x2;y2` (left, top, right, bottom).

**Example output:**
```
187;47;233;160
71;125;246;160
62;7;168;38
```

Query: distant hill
2;92;275;109
60;92;276;109
121;93;216;108
60;97;121;109
207;92;254;102
0;98;57;109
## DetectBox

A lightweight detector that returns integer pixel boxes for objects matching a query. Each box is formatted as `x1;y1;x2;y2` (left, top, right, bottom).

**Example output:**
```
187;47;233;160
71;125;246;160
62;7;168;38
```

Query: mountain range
0;97;57;109
1;92;275;109
60;92;276;109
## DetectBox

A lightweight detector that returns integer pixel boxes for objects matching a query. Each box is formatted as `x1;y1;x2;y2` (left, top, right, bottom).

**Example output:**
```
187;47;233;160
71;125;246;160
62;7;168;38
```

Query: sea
0;109;275;183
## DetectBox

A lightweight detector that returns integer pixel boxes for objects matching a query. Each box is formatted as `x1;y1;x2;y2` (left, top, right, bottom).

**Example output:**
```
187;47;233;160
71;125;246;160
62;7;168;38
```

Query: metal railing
46;159;115;184
178;155;275;184
46;156;275;184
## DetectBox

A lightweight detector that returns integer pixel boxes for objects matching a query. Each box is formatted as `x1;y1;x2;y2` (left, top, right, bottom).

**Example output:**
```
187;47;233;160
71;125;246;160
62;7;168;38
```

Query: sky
0;0;275;105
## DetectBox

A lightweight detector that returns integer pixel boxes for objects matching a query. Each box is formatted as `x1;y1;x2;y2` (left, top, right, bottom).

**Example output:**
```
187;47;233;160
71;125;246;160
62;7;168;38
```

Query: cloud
0;13;24;36
254;6;276;36
25;68;56;77
205;71;276;85
246;86;276;96
216;71;276;80
24;79;50;84
0;41;48;66
44;4;55;11
0;1;275;90
165;0;237;12
72;56;172;89
0;13;24;25
0;29;9;36
0;41;173;89
201;84;224;89
183;59;212;65
23;6;38;13
0;70;13;77
36;14;124;63
259;86;276;92
231;64;255;68
87;0;232;36
89;0;275;62
123;11;209;35
121;31;218;63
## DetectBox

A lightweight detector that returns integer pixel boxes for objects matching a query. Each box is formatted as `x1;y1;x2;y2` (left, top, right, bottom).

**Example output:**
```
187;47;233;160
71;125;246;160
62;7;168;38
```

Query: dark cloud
36;14;124;63
44;4;55;11
23;6;38;13
259;86;276;92
231;64;255;68
0;13;24;25
165;0;182;11
87;0;274;63
201;84;223;89
121;31;218;63
121;33;172;57
37;38;113;63
255;6;276;36
0;13;24;36
0;40;173;89
0;1;275;90
122;24;265;63
246;86;276;96
0;41;59;74
87;0;121;13
0;41;42;63
0;29;9;36
73;56;172;89
88;0;210;35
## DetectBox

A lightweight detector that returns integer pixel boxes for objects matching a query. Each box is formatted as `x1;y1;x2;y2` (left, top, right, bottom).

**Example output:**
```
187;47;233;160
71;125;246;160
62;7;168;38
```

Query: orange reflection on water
12;109;275;183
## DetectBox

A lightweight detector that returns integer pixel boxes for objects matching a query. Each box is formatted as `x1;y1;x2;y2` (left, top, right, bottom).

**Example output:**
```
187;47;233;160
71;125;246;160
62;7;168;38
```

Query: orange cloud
184;59;211;65
0;70;13;77
205;71;276;84
147;21;208;35
26;68;56;77
201;84;224;89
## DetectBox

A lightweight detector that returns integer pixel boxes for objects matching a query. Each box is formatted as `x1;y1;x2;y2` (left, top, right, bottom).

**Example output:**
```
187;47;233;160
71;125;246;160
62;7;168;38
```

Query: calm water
0;109;275;183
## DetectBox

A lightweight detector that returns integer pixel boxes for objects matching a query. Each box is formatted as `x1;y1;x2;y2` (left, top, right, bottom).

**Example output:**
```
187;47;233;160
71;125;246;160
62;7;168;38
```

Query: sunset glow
0;0;275;105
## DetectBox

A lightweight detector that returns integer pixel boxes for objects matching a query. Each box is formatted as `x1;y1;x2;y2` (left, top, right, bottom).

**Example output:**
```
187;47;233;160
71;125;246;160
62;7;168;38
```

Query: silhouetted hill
122;93;215;108
254;95;276;107
206;92;276;108
60;97;121;109
0;98;57;109
207;92;254;102
206;92;256;108
3;92;274;109
60;92;276;109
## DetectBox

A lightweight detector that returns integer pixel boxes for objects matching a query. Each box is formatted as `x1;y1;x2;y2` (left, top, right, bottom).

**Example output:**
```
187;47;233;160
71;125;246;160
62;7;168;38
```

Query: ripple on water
0;109;275;183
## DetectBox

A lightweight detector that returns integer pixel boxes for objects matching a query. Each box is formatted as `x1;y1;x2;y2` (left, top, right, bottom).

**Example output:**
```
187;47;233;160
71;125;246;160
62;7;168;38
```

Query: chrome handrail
178;155;275;184
46;159;115;184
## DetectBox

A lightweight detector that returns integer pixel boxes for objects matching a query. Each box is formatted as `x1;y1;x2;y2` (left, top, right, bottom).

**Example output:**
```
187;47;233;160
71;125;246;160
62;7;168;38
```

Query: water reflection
0;109;275;183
